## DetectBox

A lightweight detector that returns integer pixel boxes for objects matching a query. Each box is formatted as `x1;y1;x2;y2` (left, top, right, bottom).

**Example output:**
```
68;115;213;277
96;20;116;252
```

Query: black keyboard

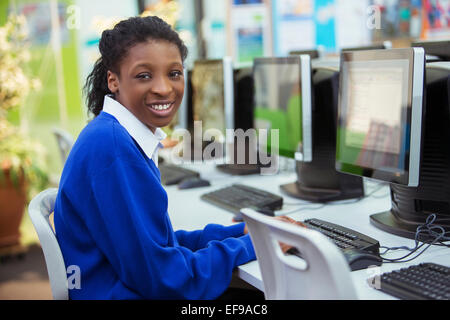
201;184;283;215
288;219;381;271
159;164;200;185
302;219;380;253
368;263;450;300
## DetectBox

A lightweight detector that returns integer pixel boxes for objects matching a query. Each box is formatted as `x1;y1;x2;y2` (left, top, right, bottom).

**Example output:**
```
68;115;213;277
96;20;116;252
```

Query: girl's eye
137;73;151;79
169;70;183;79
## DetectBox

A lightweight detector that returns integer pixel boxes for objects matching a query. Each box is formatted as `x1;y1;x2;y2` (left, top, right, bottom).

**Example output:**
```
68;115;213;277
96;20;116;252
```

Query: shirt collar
102;95;167;162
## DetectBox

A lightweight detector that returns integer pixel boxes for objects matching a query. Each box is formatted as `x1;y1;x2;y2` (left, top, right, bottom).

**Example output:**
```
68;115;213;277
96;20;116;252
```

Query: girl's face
107;39;184;132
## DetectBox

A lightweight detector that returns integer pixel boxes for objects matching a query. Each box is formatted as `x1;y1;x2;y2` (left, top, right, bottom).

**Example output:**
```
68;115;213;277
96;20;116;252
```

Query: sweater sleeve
88;158;256;299
174;223;246;251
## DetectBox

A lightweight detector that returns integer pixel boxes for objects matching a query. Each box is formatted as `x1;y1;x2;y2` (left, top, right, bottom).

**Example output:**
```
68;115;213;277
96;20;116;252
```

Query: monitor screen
336;48;425;186
191;60;226;138
253;56;312;160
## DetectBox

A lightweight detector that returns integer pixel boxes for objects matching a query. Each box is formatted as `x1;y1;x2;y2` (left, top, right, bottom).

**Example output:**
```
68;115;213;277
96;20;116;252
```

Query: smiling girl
53;16;258;300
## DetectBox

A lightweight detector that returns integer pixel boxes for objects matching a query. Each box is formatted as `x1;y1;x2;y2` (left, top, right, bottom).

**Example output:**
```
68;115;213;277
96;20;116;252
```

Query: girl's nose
151;75;172;96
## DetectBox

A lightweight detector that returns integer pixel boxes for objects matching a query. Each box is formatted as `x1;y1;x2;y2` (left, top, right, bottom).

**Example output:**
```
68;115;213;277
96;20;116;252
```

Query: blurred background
0;0;449;299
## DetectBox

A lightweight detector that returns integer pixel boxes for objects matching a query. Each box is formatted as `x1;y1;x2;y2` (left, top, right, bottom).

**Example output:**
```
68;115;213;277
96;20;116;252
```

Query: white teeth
151;103;171;111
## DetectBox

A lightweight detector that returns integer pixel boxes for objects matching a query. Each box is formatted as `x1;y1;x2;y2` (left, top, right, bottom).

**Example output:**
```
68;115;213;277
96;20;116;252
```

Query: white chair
52;128;74;165
240;208;358;300
28;188;68;300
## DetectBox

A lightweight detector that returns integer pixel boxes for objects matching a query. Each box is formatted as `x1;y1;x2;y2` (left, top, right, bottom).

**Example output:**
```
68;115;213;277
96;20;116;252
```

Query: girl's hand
273;216;307;253
242;216;307;253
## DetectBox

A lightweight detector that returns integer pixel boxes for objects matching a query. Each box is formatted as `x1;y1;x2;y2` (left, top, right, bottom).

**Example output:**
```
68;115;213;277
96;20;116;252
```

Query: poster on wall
272;0;376;55
203;0;227;59
272;0;339;55
422;0;450;39
334;0;371;50
314;0;336;52
272;0;315;55
230;1;270;65
12;2;69;46
75;0;138;92
372;0;423;40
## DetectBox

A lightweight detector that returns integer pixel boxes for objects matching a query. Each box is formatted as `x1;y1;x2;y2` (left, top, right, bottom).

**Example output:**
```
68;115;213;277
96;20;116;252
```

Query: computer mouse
342;248;382;272
178;177;211;190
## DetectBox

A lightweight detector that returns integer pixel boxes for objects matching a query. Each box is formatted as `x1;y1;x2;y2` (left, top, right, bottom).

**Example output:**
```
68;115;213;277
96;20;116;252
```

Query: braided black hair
83;16;188;116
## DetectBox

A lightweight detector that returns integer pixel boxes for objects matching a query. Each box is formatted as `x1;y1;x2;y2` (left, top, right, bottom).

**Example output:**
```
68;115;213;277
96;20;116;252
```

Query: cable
380;214;450;263
365;183;388;197
275;203;326;215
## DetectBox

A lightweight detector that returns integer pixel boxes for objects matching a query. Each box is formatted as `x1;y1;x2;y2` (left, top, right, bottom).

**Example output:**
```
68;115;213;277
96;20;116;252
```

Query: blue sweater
54;112;256;299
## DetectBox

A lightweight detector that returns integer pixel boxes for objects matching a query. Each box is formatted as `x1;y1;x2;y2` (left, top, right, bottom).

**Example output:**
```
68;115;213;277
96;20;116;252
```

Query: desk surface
163;159;450;300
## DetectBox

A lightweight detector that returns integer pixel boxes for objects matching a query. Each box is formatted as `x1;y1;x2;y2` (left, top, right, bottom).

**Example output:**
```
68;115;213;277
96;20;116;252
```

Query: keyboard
368;263;450;300
201;184;283;215
288;219;381;271
302;219;380;253
159;164;200;185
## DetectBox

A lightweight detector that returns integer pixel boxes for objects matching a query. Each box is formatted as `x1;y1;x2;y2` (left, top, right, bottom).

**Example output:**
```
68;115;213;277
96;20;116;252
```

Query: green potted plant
0;14;48;251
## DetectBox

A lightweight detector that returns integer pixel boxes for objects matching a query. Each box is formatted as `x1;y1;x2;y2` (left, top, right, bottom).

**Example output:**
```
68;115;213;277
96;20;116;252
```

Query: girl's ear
107;70;119;93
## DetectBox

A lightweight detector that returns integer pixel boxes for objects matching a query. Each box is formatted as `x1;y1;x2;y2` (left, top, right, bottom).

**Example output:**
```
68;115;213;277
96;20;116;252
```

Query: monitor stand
280;160;365;202
370;209;450;241
216;163;261;175
280;180;364;202
370;210;422;240
370;183;450;240
216;140;267;175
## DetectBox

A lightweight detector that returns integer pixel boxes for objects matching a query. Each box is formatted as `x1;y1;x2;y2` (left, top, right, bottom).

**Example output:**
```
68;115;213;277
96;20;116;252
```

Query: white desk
163;160;450;300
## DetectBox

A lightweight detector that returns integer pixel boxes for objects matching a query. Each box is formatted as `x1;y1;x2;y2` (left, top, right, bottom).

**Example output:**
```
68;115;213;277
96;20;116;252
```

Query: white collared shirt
102;95;166;166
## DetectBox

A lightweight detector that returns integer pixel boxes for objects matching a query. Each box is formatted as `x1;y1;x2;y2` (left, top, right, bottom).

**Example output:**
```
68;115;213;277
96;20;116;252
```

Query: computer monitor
289;49;321;60
171;67;188;130
280;64;364;202
336;48;425;186
214;66;267;175
253;55;312;162
341;41;392;52
335;48;439;239
233;67;254;132
188;58;234;160
412;40;450;62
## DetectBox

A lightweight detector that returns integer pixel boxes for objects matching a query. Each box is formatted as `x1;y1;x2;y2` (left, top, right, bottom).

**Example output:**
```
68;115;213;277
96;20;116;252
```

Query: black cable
276;203;326;215
380;214;450;263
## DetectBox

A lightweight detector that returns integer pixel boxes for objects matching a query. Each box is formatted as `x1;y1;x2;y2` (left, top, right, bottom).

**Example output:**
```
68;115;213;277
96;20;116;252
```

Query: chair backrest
28;188;68;300
52;128;74;165
240;208;358;300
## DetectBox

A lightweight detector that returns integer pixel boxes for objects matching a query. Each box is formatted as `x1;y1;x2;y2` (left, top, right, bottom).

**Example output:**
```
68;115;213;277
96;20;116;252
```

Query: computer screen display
191;58;234;144
336;48;425;186
191;60;226;137
253;56;312;160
